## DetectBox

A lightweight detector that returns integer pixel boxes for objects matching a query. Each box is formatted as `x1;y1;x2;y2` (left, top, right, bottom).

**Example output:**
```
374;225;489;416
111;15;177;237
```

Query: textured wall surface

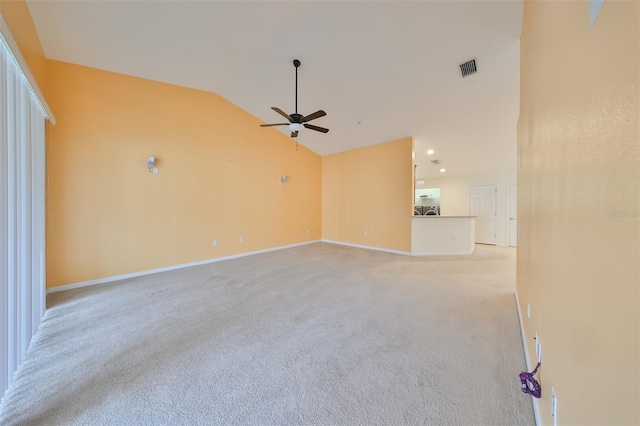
46;60;321;288
517;1;639;424
322;137;413;253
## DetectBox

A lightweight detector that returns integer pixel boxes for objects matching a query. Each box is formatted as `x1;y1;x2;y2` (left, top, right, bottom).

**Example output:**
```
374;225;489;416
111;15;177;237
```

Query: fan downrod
259;58;328;137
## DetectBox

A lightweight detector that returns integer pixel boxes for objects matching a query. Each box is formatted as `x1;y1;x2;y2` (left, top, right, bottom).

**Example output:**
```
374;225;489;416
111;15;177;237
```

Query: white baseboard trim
321;240;477;257
47;240;321;294
514;291;541;426
320;239;411;256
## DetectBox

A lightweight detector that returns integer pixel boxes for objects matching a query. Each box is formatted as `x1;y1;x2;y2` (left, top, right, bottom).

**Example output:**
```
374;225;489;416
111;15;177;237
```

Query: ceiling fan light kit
289;123;304;132
260;59;329;138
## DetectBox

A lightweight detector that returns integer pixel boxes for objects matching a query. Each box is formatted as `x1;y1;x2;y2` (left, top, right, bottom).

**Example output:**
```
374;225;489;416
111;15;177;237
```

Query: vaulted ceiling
27;0;522;179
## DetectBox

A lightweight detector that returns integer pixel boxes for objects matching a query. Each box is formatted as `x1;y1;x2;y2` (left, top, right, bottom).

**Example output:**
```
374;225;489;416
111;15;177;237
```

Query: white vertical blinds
0;32;47;399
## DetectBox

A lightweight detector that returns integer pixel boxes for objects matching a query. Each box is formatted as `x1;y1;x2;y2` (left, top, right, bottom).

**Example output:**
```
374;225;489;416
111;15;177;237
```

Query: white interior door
470;185;497;245
508;184;517;247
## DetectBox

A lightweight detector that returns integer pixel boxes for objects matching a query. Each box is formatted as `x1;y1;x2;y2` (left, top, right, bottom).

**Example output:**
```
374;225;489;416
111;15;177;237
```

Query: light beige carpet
0;243;534;425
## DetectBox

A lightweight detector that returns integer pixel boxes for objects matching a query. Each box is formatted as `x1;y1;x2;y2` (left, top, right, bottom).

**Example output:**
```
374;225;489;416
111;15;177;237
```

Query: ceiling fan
260;59;329;138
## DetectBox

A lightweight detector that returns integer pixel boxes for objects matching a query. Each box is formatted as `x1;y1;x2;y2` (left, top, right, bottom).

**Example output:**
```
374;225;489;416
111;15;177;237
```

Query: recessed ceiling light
440;168;446;173
427;149;434;155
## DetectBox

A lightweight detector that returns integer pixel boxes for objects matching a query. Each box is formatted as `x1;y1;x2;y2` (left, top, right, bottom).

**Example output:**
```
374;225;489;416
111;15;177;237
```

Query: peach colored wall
517;1;639;424
322;137;413;253
46;60;321;288
0;0;47;94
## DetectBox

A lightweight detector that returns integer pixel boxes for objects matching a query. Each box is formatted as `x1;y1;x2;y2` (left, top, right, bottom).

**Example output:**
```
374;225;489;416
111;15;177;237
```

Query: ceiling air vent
459;59;477;77
431;159;440;165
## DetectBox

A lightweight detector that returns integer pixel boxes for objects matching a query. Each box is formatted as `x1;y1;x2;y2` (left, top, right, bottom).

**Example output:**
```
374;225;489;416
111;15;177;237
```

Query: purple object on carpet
520;362;541;398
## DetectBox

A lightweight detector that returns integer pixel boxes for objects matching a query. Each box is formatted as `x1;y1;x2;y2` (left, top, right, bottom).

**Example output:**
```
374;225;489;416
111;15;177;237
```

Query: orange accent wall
0;0;47;94
322;137;413;253
517;0;639;424
45;60;321;288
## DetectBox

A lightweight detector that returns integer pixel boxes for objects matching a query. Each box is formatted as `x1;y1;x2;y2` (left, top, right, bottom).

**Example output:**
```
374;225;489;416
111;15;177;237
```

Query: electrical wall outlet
364;230;368;237
537;340;542;363
212;239;218;247
239;236;244;243
306;229;310;234
551;387;557;426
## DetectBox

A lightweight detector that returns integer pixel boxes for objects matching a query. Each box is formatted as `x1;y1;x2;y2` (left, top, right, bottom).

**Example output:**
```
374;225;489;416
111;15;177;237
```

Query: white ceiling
27;0;522;179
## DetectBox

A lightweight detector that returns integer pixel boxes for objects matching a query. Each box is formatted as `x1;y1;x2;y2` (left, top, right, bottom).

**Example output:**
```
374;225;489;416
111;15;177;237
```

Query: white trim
514;291;541;426
320;239;412;256
47;240;321;294
0;13;55;124
508;183;517;248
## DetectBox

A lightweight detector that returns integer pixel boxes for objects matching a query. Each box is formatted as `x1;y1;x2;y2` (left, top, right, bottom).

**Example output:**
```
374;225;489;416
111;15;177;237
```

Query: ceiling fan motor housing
289;113;304;123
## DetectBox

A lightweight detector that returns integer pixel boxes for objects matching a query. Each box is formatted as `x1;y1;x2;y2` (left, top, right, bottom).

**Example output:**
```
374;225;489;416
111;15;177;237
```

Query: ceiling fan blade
302;110;326;122
291;131;299;138
260;123;289;127
271;107;292;121
304;123;329;133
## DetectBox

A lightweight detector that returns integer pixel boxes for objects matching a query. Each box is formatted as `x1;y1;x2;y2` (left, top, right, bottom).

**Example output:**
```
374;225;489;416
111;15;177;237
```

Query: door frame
508;183;517;247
